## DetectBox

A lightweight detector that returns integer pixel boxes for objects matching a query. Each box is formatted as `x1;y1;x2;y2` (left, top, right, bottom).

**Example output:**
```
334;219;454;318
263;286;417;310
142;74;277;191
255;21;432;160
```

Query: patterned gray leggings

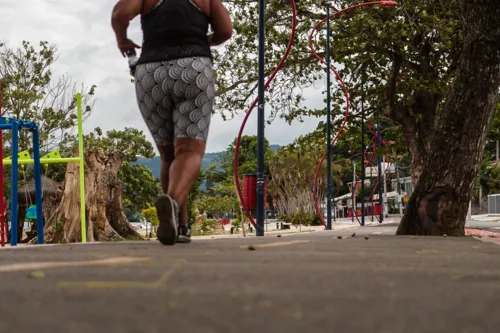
134;57;215;146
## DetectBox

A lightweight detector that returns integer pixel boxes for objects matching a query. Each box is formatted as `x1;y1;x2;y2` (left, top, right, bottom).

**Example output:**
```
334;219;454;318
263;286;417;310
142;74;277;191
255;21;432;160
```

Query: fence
487;194;500;214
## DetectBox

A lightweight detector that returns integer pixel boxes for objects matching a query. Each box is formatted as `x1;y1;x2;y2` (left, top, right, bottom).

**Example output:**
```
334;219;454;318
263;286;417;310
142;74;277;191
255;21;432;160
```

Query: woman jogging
111;0;233;245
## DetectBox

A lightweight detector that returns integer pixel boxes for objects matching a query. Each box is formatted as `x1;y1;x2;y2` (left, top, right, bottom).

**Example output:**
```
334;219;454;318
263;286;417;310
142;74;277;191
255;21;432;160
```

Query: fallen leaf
415;249;440;254
29;271;45;279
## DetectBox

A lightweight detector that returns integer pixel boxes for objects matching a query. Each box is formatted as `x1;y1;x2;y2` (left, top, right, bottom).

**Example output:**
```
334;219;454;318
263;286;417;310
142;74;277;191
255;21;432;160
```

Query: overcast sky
0;0;324;153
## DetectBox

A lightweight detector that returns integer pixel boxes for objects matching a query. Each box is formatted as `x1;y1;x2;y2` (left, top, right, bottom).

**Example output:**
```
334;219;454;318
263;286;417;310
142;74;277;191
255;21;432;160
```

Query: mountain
135;144;281;189
135;151;223;179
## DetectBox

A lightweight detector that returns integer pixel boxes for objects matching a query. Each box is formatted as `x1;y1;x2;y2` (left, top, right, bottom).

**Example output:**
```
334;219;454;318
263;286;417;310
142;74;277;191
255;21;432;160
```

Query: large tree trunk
397;0;500;235
42;149;141;243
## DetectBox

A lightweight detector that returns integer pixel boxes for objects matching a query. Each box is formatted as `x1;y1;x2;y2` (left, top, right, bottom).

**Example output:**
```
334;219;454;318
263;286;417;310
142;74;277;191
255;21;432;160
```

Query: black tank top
137;0;212;65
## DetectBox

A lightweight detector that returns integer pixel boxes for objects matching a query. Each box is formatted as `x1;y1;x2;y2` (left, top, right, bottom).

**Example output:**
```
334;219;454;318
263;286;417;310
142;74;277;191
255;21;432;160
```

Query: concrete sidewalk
0;224;499;333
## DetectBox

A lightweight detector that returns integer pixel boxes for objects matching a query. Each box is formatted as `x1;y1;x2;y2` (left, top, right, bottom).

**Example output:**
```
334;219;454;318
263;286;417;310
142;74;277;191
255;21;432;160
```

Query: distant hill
135;144;281;189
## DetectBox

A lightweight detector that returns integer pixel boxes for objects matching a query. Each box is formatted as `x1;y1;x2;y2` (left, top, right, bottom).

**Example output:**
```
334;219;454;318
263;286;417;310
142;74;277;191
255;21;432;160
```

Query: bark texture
42;149;140;243
397;0;500;235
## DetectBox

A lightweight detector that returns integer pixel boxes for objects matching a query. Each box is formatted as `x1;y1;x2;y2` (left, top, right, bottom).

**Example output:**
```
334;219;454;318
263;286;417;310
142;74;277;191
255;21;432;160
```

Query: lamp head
380;1;399;7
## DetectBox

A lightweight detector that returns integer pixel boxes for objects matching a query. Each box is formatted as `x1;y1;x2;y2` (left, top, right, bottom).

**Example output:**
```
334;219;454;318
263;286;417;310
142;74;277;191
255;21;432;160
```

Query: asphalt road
1;224;499;333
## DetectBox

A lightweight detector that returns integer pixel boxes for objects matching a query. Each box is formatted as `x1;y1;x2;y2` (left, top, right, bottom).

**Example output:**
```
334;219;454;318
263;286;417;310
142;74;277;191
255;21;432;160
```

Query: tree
42;149;141;243
39;127;160;243
0;40;95;156
194;175;240;233
84;127;161;214
195;195;233;220
483;98;500;161
268;130;343;217
216;135;272;178
395;0;500;235
216;0;500;235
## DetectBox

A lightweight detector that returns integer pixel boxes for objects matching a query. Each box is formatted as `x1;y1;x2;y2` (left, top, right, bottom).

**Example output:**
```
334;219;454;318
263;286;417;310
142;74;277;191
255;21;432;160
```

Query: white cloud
0;0;326;153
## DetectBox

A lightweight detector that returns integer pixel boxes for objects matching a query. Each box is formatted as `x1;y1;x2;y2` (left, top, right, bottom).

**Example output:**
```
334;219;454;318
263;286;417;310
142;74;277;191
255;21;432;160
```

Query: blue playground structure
0;117;44;246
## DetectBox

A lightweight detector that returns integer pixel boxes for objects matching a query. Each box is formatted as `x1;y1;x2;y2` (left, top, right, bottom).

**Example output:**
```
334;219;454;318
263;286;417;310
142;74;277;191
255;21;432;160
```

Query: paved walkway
0;224;499;333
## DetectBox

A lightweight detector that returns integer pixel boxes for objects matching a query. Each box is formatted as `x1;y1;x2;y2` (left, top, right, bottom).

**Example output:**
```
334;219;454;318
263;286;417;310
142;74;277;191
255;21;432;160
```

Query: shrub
142;206;159;226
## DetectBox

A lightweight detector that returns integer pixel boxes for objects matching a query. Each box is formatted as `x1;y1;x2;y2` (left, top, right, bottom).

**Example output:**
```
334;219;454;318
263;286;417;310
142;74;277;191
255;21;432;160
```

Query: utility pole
332;180;336;221
370;164;374;222
395;160;403;217
325;2;333;230
255;0;266;236
376;117;383;222
352;162;356;222
360;85;365;226
479;186;483;213
383;158;388;217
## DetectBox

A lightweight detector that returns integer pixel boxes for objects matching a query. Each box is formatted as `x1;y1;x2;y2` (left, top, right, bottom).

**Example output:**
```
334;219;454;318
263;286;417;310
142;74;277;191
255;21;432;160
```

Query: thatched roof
17;176;63;206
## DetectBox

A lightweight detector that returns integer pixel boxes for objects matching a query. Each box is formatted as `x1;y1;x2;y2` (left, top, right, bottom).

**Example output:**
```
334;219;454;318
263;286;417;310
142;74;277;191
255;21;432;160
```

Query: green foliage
192;215;218;235
280;212;322;226
476;97;500;197
215;0;463;178
201;135;273;220
268;131;344;216
207;135;272;184
195;191;234;218
142;206;159;226
214;0;323;120
231;217;241;230
121;162;161;213
278;214;291;223
0;40;95;154
84;127;155;162
484;97;500;160
0;40;96;188
187;173;203;225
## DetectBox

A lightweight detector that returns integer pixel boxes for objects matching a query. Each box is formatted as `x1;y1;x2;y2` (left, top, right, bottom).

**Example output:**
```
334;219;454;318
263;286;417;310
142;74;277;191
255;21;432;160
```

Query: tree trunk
42;149;141;243
397;0;500;235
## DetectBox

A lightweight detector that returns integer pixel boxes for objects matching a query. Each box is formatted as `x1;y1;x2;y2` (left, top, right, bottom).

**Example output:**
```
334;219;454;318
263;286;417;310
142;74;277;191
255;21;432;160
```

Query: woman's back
137;0;212;65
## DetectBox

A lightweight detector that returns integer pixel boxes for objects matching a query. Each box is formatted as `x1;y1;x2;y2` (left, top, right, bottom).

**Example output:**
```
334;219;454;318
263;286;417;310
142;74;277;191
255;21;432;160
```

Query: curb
465;228;500;238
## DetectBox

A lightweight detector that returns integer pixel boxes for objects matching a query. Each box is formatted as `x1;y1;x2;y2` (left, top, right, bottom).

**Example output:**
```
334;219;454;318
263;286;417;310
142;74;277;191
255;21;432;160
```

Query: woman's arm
111;0;143;56
208;0;233;46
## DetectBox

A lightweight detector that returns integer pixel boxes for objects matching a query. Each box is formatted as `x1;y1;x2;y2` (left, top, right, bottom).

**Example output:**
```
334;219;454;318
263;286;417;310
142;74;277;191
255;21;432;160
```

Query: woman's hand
117;38;141;57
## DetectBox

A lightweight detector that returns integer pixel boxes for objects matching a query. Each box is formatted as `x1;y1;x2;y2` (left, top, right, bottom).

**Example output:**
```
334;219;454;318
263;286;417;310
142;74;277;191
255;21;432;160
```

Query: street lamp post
353;161;357;222
325;2;333;230
360;84;366;226
256;0;266;236
377;117;384;222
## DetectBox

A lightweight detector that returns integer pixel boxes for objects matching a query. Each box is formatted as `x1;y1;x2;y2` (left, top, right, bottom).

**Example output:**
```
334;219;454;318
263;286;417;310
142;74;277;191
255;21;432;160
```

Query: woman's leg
167;57;214;242
157;144;190;228
133;61;179;245
157;145;175;194
167;138;206;223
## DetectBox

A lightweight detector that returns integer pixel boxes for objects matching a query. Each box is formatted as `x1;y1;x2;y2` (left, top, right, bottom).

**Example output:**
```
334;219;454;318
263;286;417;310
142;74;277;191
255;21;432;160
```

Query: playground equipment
309;1;398;228
0;117;44;246
0;88;86;247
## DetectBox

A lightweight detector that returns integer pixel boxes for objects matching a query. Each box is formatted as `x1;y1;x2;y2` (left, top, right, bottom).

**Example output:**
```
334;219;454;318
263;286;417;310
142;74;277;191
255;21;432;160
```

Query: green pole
76;93;87;243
